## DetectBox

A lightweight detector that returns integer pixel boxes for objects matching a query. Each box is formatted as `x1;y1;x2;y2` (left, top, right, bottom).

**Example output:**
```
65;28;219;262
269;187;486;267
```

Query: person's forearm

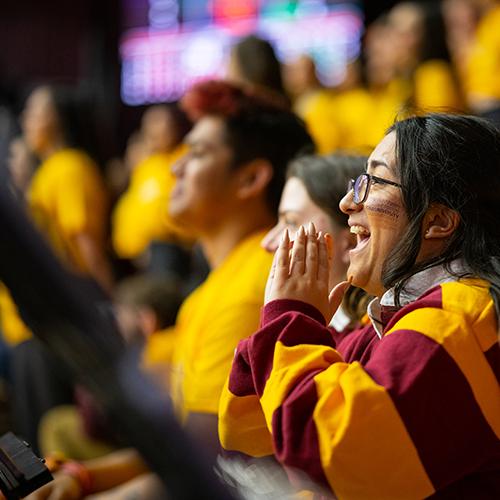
86;472;166;499
83;448;149;493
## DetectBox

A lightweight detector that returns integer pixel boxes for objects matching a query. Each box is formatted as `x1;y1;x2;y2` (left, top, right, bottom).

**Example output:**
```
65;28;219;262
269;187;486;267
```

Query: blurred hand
24;473;82;500
86;472;165;499
265;223;350;323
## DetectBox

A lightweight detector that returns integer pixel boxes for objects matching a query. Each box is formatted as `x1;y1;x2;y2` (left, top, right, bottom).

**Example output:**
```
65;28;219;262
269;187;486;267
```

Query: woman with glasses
219;113;500;498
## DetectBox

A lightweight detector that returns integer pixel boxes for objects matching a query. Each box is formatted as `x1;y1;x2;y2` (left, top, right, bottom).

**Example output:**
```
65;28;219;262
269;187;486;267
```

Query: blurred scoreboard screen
120;0;363;105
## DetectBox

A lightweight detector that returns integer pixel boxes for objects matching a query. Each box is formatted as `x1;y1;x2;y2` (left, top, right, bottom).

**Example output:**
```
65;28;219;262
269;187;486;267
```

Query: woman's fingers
264;246;278;303
317;232;330;286
290;225;306;275
275;228;291;284
269;241;279;280
325;233;333;261
304;222;319;280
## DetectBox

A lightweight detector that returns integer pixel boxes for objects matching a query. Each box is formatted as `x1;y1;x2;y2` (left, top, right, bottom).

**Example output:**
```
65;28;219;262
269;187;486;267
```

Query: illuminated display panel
121;0;363;105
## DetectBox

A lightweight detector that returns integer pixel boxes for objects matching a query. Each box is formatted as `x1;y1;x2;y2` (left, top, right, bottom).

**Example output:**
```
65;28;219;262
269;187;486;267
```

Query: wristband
60;461;93;496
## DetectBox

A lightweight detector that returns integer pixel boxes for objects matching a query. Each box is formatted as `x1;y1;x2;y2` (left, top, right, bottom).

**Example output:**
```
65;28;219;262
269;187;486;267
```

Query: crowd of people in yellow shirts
0;0;498;498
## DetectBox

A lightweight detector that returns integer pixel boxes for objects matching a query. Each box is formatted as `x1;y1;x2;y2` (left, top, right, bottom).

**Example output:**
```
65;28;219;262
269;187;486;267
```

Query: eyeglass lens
354;174;368;203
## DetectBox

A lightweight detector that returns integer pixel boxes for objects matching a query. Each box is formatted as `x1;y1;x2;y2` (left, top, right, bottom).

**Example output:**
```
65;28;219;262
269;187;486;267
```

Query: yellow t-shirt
303;82;410;154
466;4;500;102
0;149;107;345
112;146;193;259
145;230;272;421
413;59;463;112
0;285;31;345
352;80;411;149
144;326;177;367
302;89;349;154
28;148;108;273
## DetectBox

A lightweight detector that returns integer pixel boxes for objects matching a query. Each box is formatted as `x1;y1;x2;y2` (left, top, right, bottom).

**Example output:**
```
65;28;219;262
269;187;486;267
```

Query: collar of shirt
329;305;351;332
367;260;466;339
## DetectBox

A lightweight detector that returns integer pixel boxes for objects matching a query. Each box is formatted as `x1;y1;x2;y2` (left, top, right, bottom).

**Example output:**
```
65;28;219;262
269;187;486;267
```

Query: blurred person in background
6;136;38;197
227;34;290;107
386;1;463;111
442;0;480;86
104;130;148;204
22;84;112;291
282;54;323;117
302;14;408;154
26;79;314;499
1;83;112;454
112;274;183;346
111;103;196;282
303;2;464;156
39;275;183;463
464;0;500;123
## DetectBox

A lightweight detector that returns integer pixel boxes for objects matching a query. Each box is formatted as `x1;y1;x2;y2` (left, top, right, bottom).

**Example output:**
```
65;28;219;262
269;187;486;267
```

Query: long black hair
232;35;286;98
383;113;500;316
42;84;100;163
418;1;451;63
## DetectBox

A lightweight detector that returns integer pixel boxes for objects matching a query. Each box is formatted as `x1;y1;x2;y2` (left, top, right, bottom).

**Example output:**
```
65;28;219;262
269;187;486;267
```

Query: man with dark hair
28;80;314;499
155;78;313;442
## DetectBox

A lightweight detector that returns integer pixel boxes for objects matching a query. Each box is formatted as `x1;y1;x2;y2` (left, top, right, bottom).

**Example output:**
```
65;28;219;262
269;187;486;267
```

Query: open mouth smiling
350;224;371;253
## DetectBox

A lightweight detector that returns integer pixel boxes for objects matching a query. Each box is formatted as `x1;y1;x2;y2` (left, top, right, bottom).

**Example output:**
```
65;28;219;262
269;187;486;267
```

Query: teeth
350;225;370;236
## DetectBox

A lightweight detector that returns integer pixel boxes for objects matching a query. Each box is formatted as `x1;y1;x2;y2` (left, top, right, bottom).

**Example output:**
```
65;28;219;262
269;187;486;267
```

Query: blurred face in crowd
283;55;319;98
141;106;179;154
7;137;36;193
226;50;245;86
169;116;238;233
364;21;399;87
124;131;148;173
115;302;158;344
340;132;409;297
262;176;352;289
442;0;477;59
387;2;424;71
22;86;61;157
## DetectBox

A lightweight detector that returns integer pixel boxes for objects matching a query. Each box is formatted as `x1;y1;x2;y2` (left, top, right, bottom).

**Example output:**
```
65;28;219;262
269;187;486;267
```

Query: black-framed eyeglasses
347;173;402;204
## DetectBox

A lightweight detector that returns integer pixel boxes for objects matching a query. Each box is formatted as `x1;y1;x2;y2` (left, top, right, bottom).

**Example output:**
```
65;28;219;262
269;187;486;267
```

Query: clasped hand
265;222;351;323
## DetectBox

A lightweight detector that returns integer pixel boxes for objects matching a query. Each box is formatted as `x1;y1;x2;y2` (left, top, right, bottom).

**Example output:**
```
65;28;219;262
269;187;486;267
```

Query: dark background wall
364;0;402;24
0;0;133;162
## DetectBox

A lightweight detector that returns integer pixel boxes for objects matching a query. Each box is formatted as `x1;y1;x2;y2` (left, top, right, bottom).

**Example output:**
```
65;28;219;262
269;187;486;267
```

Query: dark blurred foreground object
0;432;52;499
0;184;234;499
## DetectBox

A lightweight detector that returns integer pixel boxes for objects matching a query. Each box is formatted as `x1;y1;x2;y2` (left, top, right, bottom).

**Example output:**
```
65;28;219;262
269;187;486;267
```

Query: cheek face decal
365;198;402;221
